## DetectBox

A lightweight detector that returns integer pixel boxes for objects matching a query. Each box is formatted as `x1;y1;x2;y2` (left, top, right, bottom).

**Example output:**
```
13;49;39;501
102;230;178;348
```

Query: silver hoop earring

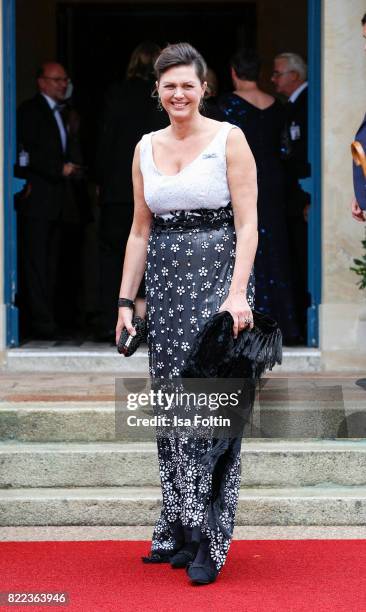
157;96;164;112
151;86;163;111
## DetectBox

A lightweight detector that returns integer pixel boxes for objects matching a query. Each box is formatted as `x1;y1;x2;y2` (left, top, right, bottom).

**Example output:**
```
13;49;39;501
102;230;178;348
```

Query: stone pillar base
320;302;366;370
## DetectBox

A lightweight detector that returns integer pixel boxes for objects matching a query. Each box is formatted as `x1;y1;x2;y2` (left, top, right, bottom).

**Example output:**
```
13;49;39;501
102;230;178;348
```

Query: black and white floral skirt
145;205;255;571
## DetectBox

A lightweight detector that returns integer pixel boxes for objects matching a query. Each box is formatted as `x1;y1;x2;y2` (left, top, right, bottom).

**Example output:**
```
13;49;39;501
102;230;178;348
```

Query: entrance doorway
4;0;319;347
57;2;256;174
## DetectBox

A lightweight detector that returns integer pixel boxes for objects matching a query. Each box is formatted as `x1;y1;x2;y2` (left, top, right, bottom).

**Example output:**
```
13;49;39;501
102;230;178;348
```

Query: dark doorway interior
12;0;314;348
15;1;256;344
57;2;256;172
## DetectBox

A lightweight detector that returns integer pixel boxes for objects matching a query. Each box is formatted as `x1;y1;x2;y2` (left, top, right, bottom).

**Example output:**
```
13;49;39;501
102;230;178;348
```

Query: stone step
5;346;321;373
1;485;366;526
4;524;366;542
1;396;364;442
0;403;117;443
1;439;366;488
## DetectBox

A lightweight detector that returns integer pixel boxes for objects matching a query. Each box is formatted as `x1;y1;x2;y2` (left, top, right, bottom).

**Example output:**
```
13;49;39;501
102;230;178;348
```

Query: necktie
53;104;67;152
53;103;65;114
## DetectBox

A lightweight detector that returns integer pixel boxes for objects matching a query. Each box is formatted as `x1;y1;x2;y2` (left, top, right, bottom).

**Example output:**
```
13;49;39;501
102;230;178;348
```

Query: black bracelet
118;298;134;309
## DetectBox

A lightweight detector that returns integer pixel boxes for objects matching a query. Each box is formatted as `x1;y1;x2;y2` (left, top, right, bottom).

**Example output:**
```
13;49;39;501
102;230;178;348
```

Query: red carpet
1;540;366;611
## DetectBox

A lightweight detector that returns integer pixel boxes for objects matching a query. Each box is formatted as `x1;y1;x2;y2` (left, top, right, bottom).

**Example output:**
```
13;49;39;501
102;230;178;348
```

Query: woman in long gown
218;50;301;344
116;43;257;585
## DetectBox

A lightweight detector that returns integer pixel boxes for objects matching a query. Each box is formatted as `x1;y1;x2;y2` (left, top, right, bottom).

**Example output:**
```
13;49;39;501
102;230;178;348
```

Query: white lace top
139;121;238;215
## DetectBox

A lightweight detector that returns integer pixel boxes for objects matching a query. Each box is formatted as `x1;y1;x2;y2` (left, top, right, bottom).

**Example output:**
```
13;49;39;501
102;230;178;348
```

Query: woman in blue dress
218;50;301;344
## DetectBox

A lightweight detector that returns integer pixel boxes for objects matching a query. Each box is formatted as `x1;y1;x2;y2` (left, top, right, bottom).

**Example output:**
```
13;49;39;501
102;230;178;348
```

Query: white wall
321;0;366;369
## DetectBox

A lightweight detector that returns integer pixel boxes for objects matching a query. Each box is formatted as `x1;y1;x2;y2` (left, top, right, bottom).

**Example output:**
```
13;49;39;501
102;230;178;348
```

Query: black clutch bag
181;310;282;379
117;316;147;357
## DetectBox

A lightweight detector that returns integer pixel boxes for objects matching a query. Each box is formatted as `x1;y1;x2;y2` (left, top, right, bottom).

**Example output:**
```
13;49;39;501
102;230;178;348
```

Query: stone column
321;0;366;369
0;1;6;363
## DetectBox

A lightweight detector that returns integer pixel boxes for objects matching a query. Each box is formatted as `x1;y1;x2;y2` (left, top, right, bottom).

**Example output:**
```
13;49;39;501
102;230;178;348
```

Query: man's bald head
37;62;69;102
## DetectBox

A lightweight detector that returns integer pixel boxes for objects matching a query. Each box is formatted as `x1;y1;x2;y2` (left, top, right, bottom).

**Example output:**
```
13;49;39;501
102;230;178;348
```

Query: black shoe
54;330;76;342
93;330;115;343
186;561;219;585
170;542;199;569
186;539;219;585
356;378;366;391
141;550;172;564
283;335;306;346
31;325;56;340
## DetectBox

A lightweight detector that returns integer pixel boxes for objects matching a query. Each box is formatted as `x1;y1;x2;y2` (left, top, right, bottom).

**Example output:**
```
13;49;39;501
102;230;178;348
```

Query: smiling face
157;64;206;120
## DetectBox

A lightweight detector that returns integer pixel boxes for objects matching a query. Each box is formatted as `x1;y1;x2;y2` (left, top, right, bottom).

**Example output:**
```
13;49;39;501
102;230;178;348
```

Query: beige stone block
322;350;366;371
322;0;366;306
320;302;365;350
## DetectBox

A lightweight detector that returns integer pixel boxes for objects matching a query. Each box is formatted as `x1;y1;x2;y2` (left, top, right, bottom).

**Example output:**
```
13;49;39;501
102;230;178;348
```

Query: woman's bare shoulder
150;126;170;144
226;126;253;160
226;125;246;143
200;117;224;134
204;117;222;127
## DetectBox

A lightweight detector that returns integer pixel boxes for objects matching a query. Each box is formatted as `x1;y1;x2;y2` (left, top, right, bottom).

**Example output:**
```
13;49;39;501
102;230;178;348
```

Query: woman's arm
115;142;152;342
219;127;258;338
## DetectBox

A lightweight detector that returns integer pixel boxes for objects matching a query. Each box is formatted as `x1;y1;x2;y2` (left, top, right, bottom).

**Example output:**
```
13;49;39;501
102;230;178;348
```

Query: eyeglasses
272;70;293;78
41;76;70;84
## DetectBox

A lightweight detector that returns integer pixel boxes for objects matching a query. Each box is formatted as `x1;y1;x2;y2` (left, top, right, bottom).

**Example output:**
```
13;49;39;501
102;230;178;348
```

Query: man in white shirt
271;52;310;342
271;52;310;205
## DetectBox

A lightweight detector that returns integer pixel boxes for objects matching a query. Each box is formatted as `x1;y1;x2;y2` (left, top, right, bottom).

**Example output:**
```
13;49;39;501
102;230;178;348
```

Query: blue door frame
3;0;23;346
2;0;322;347
307;0;322;347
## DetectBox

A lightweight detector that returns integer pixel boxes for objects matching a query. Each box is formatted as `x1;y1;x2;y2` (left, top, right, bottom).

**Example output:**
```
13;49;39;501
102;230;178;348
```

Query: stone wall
0;0;5;360
321;0;366;369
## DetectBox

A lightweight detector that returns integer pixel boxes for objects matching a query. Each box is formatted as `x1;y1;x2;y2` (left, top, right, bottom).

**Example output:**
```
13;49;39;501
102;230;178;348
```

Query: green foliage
351;229;366;290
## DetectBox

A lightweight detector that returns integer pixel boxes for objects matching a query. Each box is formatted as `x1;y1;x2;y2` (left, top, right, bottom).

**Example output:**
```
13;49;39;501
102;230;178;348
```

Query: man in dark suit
352;114;366;222
272;52;310;340
17;62;79;338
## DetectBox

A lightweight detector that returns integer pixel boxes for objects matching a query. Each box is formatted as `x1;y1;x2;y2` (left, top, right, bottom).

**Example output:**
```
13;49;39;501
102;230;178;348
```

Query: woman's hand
115;307;136;345
219;293;253;339
351;198;366;222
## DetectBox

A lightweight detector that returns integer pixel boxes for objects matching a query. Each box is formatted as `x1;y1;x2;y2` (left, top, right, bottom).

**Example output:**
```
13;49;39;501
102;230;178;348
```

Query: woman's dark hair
230;49;261;82
154;42;207;83
362;13;366;25
127;41;161;80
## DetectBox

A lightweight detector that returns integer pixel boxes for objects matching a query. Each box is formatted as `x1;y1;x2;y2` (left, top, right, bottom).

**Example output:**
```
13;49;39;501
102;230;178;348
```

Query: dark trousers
54;221;83;330
287;214;308;338
18;215;60;335
98;202;135;334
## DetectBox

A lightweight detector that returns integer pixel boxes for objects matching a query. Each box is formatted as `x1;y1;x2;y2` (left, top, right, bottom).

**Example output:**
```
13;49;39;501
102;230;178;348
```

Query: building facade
321;0;366;369
0;0;365;370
